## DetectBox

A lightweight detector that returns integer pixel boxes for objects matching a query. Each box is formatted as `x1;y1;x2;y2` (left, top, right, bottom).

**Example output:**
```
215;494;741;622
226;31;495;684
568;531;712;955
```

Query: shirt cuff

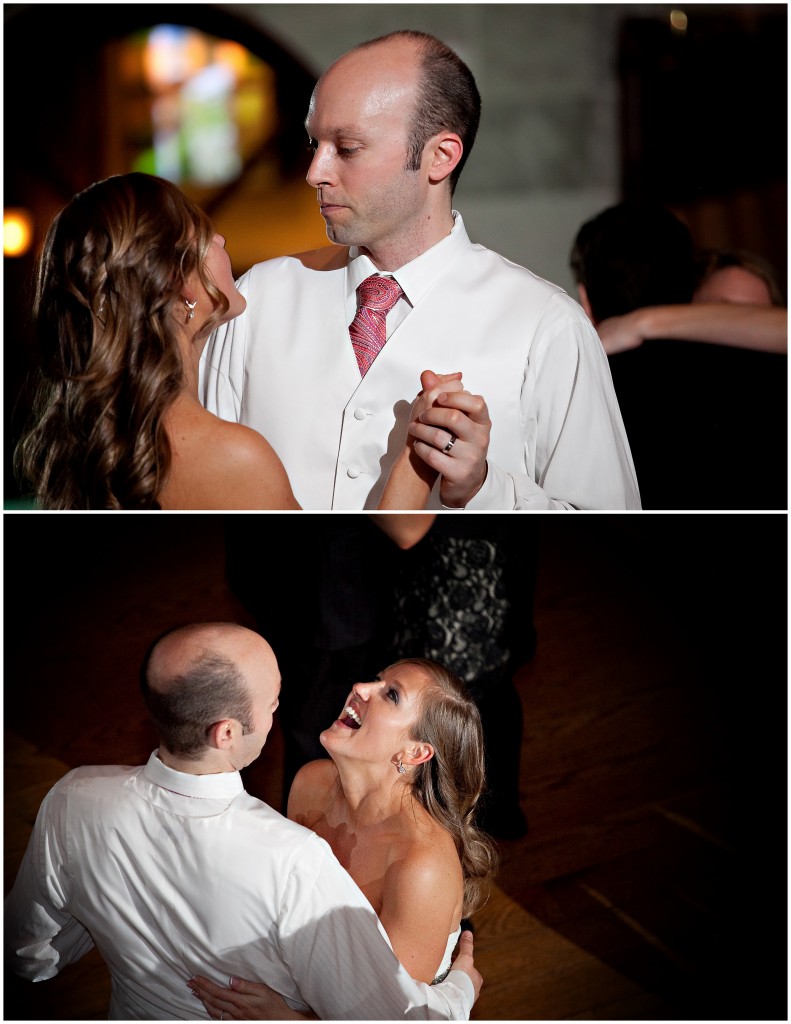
444;969;475;1013
461;463;516;509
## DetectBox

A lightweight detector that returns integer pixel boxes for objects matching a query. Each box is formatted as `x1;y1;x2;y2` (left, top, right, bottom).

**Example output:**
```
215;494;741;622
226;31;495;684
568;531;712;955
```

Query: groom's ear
207;719;236;749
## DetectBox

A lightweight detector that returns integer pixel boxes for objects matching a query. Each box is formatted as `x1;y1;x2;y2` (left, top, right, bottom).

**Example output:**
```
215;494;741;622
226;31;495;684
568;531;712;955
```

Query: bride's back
158;397;299;511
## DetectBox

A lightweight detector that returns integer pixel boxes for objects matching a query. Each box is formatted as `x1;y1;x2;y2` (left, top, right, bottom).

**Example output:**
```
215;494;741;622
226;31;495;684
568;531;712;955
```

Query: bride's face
320;663;433;766
202;232;246;324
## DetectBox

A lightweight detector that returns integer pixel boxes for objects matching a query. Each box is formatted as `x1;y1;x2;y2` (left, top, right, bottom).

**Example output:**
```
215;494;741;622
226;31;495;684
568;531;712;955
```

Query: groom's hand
451;929;483;1002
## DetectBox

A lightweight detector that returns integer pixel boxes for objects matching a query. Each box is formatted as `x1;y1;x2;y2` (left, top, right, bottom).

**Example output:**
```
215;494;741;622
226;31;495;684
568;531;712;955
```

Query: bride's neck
333;760;411;829
175;320;213;400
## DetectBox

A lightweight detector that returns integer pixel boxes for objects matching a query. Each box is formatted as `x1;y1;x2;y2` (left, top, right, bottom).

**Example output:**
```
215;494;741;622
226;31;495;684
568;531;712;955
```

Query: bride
189;658;498;1017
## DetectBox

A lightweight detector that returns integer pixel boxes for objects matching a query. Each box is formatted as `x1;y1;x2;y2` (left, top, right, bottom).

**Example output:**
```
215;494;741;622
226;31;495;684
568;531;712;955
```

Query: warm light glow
143;25;208;91
124;25;275;189
4;208;33;257
670;9;688;33
214;40;248;78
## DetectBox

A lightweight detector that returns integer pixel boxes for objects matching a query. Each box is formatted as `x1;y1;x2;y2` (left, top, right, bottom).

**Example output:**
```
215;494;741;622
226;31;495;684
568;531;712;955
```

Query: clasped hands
408;369;491;508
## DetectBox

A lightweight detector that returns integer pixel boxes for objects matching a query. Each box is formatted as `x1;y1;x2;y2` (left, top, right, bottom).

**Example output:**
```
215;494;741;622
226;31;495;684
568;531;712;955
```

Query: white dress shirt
200;212;640;510
5;751;473;1020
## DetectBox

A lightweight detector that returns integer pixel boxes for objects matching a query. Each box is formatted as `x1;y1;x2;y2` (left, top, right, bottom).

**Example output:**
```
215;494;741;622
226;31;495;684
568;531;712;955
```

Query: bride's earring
185;298;197;322
396;760;406;774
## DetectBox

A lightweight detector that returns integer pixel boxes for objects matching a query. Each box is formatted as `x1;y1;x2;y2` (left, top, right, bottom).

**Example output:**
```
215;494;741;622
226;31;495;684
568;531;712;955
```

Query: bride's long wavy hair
395;657;499;917
14;172;228;509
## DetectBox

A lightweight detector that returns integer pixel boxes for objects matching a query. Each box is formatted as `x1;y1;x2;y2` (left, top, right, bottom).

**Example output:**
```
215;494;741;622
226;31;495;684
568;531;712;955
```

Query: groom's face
303;40;430;255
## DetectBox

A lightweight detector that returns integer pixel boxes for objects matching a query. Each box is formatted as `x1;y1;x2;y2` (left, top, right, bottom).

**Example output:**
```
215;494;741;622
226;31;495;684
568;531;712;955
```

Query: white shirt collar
143;749;245;800
346;210;470;308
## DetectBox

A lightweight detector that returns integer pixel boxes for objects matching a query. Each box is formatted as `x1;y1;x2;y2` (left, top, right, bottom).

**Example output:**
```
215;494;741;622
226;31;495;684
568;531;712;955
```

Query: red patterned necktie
349;274;403;377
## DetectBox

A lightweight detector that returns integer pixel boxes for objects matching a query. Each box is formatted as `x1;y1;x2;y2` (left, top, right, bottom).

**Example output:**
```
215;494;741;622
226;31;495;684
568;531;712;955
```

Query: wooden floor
3;514;787;1021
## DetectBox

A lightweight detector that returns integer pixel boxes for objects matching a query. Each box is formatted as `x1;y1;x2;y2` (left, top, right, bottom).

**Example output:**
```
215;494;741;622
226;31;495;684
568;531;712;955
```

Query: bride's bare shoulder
161;401;299;510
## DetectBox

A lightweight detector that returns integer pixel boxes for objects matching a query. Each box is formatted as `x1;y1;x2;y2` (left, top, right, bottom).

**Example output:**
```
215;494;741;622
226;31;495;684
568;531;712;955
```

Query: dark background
3;513;788;1018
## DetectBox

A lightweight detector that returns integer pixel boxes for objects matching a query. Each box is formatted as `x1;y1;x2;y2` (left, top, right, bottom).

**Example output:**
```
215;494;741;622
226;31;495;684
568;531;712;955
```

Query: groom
201;29;639;510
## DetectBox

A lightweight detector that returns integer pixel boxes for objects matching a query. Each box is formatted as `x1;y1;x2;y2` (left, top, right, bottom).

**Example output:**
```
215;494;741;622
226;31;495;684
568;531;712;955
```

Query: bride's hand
409;371;465;427
376;370;467;510
187;974;317;1021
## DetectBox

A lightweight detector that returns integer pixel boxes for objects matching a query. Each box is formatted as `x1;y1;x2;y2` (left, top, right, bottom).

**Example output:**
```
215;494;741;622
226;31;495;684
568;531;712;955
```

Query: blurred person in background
571;203;786;509
594;247;787;356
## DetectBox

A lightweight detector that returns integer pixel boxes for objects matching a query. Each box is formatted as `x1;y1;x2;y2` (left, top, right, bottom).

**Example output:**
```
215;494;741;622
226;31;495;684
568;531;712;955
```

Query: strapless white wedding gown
432;925;462;984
